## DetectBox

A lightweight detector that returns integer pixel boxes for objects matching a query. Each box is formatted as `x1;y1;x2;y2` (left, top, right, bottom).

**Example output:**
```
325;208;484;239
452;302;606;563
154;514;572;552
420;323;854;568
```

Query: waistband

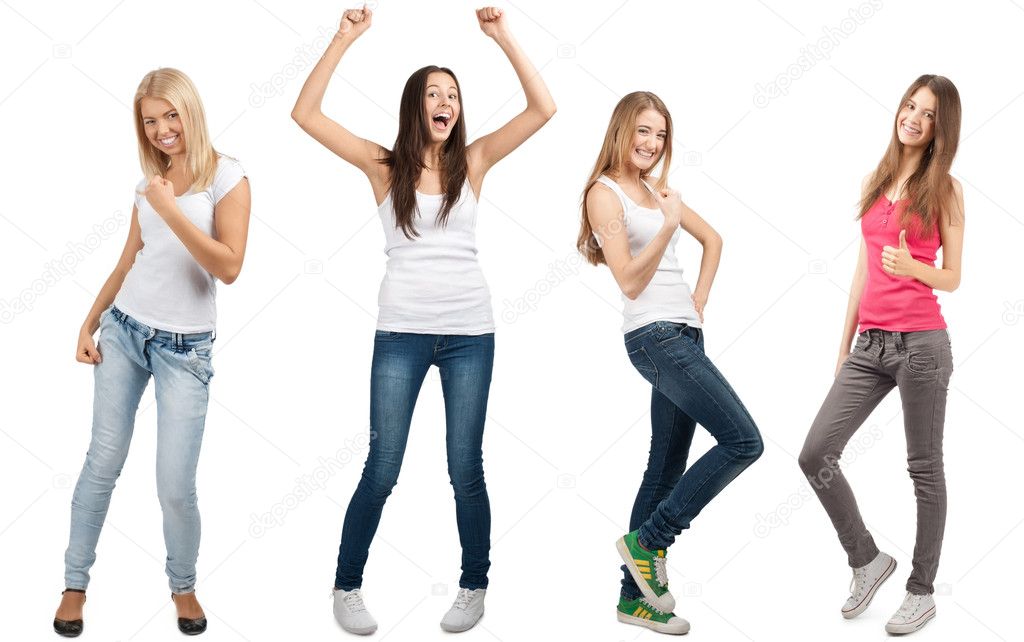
109;305;216;347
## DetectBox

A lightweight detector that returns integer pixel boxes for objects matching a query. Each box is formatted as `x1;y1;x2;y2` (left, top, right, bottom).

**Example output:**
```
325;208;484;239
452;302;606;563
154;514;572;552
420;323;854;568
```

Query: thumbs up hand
881;229;918;278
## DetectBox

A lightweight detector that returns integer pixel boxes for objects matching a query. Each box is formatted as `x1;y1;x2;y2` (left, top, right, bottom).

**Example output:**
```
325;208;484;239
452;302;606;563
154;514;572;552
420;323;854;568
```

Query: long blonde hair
577;92;673;265
133;68;218;191
859;74;962;235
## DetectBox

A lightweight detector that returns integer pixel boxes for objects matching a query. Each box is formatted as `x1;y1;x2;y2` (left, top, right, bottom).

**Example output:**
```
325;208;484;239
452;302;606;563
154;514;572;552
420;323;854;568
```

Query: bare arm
680;204;722;322
76;205;143;364
836;238;869;375
290;8;389;202
586;183;682;300
466;7;556;194
143;176;251;285
884;178;964;292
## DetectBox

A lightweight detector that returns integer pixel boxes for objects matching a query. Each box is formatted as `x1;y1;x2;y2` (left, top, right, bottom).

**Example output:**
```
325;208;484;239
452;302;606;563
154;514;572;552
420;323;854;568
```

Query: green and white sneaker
616;597;690;635
616;530;675;613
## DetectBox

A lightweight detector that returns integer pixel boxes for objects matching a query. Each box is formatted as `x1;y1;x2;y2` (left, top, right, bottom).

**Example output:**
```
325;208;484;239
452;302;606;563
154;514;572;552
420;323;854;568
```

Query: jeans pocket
905;352;936;375
627;345;658;387
374;330;402;341
186;344;214;385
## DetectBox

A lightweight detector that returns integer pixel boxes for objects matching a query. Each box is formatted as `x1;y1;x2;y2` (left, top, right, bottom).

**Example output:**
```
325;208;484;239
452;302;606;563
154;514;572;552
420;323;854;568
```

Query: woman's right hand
337;6;373;39
77;326;102;365
652;187;684;229
834;352;849;378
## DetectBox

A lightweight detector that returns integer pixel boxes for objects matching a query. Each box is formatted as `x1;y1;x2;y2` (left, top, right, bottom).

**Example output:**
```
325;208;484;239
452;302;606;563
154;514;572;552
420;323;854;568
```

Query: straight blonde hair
133;68;218;192
577;92;673;265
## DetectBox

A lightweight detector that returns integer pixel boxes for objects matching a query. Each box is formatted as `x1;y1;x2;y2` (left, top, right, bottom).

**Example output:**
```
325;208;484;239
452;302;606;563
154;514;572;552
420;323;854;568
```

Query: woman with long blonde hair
798;74;963;635
579;92;763;634
53;67;250;637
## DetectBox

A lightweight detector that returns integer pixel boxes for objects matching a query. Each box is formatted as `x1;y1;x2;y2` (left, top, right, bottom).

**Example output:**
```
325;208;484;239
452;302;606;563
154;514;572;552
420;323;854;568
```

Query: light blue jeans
64;305;214;594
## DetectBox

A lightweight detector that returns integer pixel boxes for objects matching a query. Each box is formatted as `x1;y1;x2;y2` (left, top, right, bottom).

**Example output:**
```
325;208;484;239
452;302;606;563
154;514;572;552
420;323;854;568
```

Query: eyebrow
142;109;177;119
426;84;458;91
638;125;668;133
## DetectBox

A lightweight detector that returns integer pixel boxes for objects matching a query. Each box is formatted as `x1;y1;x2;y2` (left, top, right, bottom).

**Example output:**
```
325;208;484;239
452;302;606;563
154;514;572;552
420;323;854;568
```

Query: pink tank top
858;195;946;333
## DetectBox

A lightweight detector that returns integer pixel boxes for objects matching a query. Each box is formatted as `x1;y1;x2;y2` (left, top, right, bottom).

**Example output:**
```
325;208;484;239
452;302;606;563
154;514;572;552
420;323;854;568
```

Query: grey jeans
799;328;952;595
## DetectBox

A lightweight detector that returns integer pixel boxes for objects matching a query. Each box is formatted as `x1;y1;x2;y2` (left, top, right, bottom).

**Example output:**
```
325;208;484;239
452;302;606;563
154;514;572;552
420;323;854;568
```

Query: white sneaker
332;588;378;635
842;552;896;619
885;592;936;634
440;588;486;633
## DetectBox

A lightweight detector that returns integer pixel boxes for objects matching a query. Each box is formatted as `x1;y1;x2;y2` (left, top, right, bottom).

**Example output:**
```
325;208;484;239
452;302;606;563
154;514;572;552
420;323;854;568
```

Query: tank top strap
596;175;630;212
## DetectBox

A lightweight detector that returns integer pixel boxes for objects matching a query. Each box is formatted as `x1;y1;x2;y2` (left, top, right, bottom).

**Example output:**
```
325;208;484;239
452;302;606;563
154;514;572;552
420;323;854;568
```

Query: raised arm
881;177;964;292
586;183;682;300
291;7;388;199
466;7;556;191
76;204;143;364
143;175;251;285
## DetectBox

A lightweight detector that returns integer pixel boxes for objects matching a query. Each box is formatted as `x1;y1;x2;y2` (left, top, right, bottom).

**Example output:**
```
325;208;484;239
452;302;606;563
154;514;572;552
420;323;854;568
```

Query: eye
144;119;155;126
449;93;458;101
427;91;437;98
168;112;178;119
925;112;934;120
657;133;666;140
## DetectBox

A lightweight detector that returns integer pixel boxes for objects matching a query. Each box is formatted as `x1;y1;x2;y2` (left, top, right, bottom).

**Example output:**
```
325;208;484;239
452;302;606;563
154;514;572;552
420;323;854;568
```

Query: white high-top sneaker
885;592;936;634
842;552;896;619
440;588;486;633
332;588;378;635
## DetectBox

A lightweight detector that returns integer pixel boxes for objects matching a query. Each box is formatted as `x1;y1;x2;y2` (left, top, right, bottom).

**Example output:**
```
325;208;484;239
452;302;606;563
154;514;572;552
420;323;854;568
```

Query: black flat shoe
171;593;208;636
53;589;85;637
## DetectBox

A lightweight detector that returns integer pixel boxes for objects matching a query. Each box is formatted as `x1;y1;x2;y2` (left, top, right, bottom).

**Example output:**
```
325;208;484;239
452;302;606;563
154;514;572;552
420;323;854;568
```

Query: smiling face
627;109;667;172
423;71;460;143
896;86;937;149
140;96;185;156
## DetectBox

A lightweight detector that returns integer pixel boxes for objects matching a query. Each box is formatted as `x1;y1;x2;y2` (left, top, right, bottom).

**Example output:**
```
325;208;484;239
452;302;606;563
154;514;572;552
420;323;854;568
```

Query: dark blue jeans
335;331;494;591
620;321;763;600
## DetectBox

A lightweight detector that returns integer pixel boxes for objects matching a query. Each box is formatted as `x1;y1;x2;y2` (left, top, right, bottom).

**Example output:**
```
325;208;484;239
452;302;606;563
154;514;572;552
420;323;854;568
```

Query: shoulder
214;153;245;179
586;180;622;215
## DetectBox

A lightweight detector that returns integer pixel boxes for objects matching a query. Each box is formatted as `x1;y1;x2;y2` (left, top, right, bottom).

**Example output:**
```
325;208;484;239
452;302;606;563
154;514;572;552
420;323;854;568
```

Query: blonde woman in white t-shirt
292;6;554;635
54;68;250;638
579;92;763;634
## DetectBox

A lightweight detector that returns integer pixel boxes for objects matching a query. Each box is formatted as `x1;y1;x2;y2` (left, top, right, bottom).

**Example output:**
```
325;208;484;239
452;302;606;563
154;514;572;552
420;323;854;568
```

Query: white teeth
160;135;178;146
901;123;920;136
434;113;451;122
636;149;654;159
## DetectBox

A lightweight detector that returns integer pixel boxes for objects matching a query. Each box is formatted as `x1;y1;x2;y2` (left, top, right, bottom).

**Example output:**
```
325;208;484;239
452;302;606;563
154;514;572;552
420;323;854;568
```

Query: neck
422;143;444;170
614;162;643;187
896;145;925;183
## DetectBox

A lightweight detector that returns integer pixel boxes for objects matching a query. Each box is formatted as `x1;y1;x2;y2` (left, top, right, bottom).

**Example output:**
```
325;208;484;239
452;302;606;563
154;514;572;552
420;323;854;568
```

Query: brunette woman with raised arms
292;5;554;635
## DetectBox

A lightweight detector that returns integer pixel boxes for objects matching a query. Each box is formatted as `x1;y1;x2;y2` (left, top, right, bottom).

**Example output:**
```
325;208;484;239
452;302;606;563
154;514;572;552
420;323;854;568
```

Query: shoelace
452;588;474;611
893;593;923;620
848;567;869;599
342;590;368;613
653;555;669;588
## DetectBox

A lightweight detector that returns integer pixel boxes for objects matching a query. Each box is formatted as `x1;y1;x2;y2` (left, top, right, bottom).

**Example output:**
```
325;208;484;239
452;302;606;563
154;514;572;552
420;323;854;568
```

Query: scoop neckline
603;175;659;211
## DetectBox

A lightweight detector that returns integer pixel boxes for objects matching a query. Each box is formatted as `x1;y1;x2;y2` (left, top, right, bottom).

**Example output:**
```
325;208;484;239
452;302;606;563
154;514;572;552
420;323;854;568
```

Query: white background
2;0;1022;640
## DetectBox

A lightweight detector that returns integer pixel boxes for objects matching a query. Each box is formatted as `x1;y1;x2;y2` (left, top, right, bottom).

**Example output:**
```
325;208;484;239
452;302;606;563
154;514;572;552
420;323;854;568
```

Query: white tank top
376;180;494;335
594;175;701;333
115;154;245;333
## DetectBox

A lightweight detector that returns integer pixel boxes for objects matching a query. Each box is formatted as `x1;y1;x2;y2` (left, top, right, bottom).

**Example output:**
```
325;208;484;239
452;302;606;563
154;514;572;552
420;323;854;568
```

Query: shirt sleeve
211;157;247;205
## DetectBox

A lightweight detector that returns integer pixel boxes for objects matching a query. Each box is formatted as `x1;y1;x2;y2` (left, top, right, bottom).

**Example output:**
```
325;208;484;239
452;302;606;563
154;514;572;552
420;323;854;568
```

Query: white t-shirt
376;181;495;335
594;175;701;333
115;154;246;333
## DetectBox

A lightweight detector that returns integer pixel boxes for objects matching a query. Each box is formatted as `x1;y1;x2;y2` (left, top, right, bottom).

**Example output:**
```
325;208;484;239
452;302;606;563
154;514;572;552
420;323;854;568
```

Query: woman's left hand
691;289;708;323
881;229;918;278
476;6;509;39
145;175;178;218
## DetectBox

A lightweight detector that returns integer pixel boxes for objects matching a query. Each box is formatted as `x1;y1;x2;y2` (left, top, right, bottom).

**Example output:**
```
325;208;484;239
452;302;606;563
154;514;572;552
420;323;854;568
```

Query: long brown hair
133;68;218;191
859;74;962;234
577;92;673;266
381;66;468;239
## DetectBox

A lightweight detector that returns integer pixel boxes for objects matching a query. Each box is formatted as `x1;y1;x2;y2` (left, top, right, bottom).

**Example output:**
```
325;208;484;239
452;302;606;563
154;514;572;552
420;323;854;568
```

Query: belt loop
894;331;905;353
175;333;183;350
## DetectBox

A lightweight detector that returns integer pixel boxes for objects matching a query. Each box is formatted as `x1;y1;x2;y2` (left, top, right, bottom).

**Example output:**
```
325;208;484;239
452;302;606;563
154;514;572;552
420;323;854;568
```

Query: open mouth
431;112;452;131
635;148;655;160
158;134;180;148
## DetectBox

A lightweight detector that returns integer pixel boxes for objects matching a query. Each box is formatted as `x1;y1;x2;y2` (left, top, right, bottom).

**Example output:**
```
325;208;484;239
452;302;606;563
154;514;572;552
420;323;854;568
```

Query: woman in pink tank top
799;75;965;636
